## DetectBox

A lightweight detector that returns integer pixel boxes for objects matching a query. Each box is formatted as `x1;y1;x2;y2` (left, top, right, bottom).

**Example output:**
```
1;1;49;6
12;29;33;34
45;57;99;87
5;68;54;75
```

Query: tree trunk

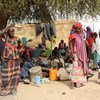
0;15;9;30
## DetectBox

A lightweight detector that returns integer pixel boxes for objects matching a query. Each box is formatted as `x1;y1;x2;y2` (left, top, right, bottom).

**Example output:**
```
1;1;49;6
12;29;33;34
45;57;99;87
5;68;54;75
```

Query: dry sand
0;71;100;100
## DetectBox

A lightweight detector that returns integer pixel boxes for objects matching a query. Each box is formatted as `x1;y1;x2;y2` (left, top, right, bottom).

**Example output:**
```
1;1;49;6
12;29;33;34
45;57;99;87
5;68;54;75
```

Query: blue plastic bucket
34;76;41;85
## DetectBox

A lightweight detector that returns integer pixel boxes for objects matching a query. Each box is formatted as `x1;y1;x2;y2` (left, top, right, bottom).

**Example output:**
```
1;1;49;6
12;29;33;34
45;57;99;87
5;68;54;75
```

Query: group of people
69;22;100;88
51;39;73;63
0;22;100;96
88;32;100;70
0;27;45;96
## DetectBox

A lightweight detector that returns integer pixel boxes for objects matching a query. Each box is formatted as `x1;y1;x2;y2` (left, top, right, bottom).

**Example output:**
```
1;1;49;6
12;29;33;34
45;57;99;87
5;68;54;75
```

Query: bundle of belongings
50;58;71;81
57;67;68;81
35;23;56;41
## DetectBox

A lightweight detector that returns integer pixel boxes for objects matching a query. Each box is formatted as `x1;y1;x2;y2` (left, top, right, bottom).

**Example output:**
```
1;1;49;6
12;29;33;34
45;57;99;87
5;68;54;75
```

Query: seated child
20;56;33;84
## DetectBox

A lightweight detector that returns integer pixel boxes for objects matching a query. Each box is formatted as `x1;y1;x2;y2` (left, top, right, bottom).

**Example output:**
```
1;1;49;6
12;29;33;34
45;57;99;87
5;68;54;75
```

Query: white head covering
96;34;100;55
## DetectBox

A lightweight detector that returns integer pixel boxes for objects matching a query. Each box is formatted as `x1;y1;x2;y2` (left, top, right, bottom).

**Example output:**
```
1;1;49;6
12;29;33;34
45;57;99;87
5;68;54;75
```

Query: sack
29;66;42;83
29;66;42;75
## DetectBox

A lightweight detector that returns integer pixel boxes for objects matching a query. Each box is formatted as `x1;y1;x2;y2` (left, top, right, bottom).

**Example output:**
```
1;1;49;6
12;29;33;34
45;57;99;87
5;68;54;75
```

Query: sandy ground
0;71;100;100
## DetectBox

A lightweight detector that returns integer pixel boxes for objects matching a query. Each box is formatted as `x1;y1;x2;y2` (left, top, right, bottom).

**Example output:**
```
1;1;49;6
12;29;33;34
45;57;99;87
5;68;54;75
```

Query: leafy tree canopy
0;0;100;29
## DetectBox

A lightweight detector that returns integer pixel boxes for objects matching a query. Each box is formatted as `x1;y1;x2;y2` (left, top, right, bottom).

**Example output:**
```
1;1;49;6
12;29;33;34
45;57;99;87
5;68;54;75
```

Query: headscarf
70;25;75;34
95;34;100;55
70;22;83;34
74;22;83;29
74;22;87;40
7;28;15;34
86;26;93;39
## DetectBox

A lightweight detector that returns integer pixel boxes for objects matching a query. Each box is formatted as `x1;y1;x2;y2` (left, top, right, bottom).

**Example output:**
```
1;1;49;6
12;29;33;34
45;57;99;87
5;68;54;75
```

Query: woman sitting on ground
58;40;66;51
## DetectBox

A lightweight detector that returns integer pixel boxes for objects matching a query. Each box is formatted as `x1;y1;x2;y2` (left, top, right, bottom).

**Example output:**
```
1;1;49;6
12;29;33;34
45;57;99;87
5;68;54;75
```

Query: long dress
0;36;21;96
69;33;88;87
92;36;100;68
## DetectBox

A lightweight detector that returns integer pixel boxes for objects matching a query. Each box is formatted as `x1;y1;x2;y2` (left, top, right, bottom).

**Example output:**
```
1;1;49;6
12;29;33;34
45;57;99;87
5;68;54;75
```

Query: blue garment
20;61;33;78
35;25;43;36
0;42;4;50
44;23;56;41
70;28;75;34
22;37;26;46
93;51;100;68
30;47;42;58
70;25;75;34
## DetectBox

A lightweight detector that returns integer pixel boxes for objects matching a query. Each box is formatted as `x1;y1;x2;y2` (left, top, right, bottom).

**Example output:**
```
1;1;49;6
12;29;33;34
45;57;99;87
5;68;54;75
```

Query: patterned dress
0;36;21;96
69;33;88;87
71;53;87;84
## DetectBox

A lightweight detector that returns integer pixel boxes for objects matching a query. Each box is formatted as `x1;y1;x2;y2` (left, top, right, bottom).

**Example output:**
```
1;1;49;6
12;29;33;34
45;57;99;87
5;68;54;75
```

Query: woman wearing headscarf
86;32;94;62
0;28;22;96
58;40;66;50
92;32;100;70
69;22;89;88
85;26;93;61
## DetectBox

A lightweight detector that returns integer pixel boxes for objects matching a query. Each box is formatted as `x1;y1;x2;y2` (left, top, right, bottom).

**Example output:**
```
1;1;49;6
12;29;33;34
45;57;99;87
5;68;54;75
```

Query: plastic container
34;76;41;85
49;68;58;81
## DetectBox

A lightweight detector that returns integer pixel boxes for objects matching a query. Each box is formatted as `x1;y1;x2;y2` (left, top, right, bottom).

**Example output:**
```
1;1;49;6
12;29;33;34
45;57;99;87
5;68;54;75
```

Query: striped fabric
0;59;20;96
2;37;20;60
0;36;21;96
71;53;87;84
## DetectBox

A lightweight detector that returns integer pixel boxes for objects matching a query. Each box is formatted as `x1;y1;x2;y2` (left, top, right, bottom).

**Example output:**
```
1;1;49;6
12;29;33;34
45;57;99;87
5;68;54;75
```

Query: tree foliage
0;0;100;29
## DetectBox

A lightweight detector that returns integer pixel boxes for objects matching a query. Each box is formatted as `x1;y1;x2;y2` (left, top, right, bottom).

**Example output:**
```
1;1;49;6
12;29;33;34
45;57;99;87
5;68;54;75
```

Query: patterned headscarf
74;22;82;29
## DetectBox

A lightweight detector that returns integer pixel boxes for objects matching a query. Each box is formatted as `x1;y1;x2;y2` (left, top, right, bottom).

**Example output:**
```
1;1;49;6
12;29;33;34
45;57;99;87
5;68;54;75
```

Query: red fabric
69;33;75;42
69;33;76;54
90;32;94;34
5;43;17;50
0;59;20;96
74;22;82;29
26;48;33;61
88;37;94;49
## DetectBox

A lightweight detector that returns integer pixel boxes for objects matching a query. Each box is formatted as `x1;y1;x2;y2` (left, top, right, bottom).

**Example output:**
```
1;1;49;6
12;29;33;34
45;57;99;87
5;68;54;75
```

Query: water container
34;76;41;85
49;68;58;81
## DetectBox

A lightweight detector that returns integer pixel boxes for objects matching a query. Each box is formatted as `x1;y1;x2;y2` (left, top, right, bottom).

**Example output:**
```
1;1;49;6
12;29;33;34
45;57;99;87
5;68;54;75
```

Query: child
20;55;33;84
